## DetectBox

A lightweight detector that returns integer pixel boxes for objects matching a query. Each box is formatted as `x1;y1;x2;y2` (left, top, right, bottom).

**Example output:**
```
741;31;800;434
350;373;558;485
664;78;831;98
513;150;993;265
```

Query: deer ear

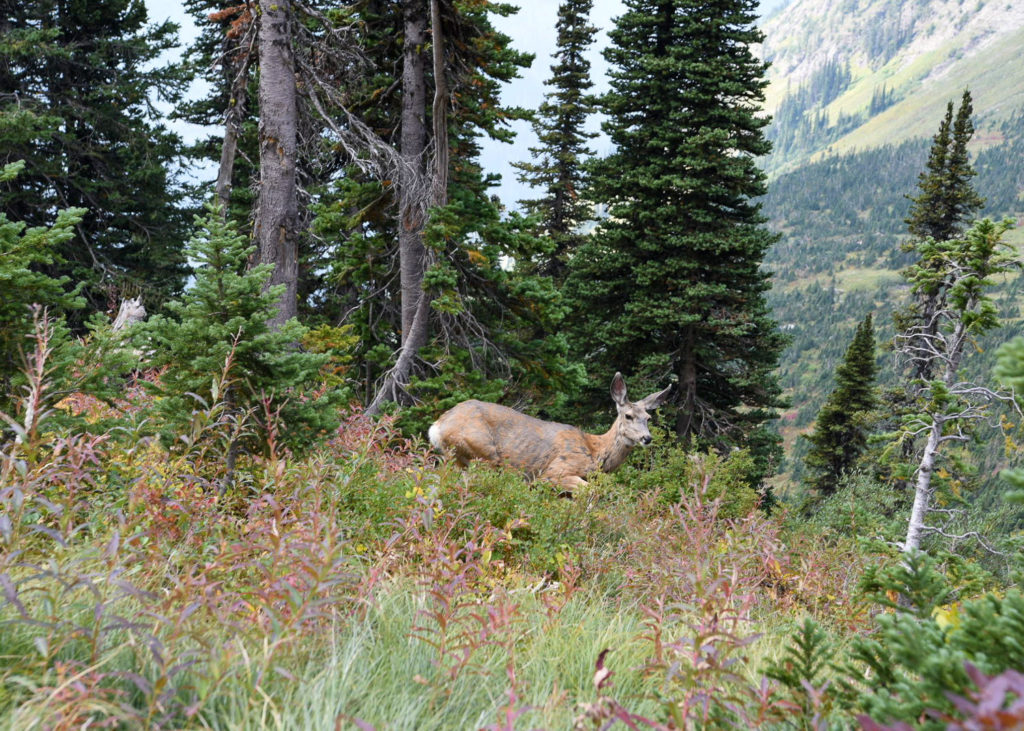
641;383;674;410
610;372;628;406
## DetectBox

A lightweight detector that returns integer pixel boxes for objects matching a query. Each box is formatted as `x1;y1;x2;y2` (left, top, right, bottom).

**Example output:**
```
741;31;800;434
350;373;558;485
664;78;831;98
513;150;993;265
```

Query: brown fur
428;374;672;491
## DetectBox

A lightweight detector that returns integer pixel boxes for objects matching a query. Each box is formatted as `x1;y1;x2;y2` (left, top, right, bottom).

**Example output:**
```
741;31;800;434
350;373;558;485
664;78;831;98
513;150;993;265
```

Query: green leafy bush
610;441;763;518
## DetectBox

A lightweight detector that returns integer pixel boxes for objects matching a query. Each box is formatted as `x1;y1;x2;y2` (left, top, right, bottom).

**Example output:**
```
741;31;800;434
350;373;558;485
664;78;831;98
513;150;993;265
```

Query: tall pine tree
0;0;192;320
905;89;984;244
566;0;786;483
513;0;598;282
803;313;879;500
303;1;582;419
896;91;985;390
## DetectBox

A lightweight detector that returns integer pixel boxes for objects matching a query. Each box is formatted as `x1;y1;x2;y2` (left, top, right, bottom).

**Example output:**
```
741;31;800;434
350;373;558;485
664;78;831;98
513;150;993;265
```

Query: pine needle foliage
513;0;598;282
0;0;192;319
0;161;86;410
803;313;879;500
139;205;339;454
566;0;786;485
764;617;841;724
850;552;1024;729
996;336;1024;502
905;89;985;244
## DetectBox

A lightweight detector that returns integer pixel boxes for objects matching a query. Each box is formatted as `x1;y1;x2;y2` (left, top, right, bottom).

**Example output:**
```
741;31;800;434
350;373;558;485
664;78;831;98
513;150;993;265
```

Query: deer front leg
550;474;588;497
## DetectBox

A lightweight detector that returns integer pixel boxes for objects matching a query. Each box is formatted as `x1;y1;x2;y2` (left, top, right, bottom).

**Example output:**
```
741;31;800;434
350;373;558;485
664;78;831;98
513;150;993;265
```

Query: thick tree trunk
366;0;443;415
254;0;299;327
398;0;429;345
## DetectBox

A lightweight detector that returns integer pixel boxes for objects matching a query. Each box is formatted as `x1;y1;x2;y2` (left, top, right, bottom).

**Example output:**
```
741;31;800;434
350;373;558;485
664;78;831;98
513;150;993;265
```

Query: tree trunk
676;326;698;441
903;418;941;553
254;0;299;327
366;0;445;415
398;0;429;345
902;319;966;553
430;0;448;207
216;53;252;215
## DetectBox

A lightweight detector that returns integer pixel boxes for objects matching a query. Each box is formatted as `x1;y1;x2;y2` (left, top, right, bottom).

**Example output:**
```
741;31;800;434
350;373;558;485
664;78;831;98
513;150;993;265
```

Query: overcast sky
146;0;784;209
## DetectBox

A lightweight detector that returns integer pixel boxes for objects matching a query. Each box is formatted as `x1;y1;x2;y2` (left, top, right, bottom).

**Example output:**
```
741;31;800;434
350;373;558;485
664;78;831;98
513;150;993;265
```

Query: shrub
611;441;763;519
846;552;1024;729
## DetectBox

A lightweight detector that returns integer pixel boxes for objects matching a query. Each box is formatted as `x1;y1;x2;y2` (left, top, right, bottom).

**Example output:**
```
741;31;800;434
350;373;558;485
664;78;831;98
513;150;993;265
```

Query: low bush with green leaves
2;310;1022;729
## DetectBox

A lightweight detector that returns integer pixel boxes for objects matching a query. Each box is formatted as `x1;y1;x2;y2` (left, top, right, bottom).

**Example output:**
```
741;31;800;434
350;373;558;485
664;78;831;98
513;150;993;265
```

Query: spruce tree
0;160;85;409
803;313;879;499
140;206;338;454
513;0;598;282
566;0;786;482
0;0;192;320
895;92;985;405
905;89;984;243
309;1;583;421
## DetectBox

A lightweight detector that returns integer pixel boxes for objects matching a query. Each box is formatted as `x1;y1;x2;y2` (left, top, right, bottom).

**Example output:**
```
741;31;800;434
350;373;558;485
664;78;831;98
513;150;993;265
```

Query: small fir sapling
138;204;340;457
802;313;879;502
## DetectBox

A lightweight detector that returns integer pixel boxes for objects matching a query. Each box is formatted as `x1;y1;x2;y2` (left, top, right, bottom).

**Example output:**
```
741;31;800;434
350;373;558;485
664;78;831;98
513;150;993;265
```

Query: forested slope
763;107;1024;487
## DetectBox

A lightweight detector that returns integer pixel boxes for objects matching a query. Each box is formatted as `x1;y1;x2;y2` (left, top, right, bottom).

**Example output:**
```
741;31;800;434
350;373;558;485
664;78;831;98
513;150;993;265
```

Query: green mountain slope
760;0;1024;173
757;0;1024;494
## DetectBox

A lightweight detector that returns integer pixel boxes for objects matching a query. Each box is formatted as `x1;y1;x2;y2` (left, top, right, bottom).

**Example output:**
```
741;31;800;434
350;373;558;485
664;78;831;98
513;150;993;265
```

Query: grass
0;397;845;729
262;589;658;730
1;332;1017;729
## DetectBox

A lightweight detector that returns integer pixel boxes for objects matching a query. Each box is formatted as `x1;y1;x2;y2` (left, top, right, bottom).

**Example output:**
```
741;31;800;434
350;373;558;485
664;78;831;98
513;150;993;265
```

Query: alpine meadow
4;0;1024;728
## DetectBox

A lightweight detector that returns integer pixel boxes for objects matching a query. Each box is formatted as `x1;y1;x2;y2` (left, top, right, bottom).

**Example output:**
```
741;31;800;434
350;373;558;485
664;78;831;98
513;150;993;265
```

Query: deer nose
641;435;652;445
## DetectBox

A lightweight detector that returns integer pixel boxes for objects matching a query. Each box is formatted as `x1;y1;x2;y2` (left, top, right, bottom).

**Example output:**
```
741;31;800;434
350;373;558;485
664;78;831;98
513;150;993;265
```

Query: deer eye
625;413;634;421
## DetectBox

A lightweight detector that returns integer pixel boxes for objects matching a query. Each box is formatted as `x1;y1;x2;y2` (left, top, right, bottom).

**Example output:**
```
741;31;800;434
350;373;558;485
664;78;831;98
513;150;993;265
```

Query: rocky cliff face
761;0;1024;88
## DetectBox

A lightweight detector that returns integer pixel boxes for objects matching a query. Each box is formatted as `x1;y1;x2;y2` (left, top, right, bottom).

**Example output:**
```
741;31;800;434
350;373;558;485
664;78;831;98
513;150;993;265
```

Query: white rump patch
428;422;443;450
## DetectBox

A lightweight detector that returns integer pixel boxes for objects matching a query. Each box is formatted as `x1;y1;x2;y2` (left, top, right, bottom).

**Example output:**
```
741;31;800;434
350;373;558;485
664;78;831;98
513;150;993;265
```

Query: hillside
756;0;1024;492
759;0;1024;173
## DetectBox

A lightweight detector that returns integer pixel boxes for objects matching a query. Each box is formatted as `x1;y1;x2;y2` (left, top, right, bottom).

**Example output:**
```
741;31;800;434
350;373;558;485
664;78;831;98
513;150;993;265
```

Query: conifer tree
803;313;878;499
905;90;984;244
995;337;1024;503
566;0;786;481
0;160;84;408
513;0;598;282
895;91;985;412
894;218;1017;554
179;0;260;224
0;0;192;319
308;1;582;420
140;206;338;455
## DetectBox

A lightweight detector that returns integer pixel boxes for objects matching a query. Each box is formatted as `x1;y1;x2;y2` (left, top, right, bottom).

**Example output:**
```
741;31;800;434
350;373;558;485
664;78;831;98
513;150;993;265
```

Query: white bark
902;419;941;553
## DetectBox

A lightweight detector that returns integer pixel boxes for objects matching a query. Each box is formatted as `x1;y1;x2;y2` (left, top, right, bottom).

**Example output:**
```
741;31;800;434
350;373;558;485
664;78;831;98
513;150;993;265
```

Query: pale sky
145;0;784;208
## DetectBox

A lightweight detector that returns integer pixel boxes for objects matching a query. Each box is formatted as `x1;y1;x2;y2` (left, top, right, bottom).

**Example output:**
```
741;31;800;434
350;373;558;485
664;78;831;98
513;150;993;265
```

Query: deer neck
588;419;634;473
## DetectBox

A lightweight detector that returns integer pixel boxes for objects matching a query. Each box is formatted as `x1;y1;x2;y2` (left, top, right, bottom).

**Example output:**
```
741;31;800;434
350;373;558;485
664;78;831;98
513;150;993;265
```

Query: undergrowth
2;323;1023;729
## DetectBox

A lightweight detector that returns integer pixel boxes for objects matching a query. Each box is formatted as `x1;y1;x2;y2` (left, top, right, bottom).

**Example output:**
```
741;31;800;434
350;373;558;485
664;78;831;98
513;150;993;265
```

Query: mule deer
428;373;673;491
